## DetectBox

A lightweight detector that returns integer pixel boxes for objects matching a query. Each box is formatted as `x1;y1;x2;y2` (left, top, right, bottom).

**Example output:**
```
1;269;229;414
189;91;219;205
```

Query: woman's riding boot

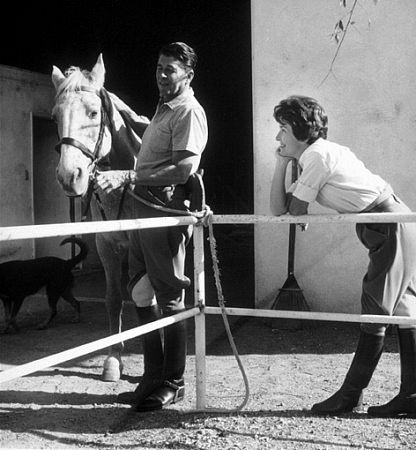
311;331;384;414
117;305;164;405
136;312;187;412
368;328;416;417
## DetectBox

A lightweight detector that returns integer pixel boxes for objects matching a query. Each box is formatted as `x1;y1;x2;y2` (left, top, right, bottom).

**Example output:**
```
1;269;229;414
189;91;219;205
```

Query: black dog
0;237;88;333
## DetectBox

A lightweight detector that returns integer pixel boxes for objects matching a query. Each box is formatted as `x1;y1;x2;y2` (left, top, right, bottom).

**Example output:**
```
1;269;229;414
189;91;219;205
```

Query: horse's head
52;54;112;196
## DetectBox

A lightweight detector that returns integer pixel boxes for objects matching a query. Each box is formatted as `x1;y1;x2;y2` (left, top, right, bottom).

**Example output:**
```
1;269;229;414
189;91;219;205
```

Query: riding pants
127;185;192;313
357;195;416;336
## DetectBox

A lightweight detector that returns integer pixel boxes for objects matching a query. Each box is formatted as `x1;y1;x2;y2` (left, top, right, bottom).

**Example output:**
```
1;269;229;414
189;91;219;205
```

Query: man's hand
95;170;131;194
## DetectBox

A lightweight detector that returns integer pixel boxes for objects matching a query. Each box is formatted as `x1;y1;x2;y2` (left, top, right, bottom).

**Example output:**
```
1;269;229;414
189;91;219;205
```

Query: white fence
1;212;416;411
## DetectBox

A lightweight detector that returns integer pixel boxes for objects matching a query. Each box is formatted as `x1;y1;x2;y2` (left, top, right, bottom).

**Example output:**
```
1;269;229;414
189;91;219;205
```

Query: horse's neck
88;93;143;221
106;96;142;171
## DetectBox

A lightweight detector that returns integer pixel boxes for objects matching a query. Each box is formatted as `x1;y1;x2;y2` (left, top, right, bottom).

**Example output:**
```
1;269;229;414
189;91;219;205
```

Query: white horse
52;55;149;381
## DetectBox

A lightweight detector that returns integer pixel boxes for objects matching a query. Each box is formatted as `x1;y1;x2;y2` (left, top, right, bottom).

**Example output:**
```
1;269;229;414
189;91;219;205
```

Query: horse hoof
102;356;123;382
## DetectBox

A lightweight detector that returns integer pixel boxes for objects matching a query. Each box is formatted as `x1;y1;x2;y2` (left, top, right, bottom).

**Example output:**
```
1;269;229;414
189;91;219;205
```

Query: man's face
156;54;193;102
276;122;306;159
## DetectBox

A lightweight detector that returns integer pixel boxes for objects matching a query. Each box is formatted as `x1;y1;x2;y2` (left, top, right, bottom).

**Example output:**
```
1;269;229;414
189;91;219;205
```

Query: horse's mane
55;66;97;99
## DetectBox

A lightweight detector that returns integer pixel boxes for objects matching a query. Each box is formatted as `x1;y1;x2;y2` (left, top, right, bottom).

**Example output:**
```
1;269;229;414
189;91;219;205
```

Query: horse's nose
70;167;82;186
56;166;83;193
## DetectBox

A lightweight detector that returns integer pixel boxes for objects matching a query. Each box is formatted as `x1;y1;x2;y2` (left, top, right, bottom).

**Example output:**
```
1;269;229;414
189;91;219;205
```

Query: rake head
269;274;313;330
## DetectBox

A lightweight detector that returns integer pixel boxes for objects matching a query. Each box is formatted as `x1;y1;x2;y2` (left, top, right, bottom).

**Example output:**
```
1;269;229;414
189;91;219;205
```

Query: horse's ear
51;65;66;90
90;54;105;87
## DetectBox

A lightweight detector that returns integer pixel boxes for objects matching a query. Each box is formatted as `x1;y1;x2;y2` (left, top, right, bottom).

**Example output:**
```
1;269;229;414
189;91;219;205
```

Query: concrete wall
252;1;416;313
0;65;56;261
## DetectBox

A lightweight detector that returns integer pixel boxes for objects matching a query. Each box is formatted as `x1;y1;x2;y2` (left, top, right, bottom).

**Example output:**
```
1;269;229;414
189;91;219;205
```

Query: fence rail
0;309;199;384
2;211;416;243
1;211;416;410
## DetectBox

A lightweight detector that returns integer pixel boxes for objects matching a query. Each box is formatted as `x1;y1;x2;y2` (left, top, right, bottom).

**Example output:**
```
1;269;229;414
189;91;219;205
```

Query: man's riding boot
368;328;416;417
311;331;384;415
117;305;164;405
136;314;187;412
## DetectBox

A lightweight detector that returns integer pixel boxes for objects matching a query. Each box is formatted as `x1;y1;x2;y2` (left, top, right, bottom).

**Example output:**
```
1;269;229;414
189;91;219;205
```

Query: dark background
2;0;253;215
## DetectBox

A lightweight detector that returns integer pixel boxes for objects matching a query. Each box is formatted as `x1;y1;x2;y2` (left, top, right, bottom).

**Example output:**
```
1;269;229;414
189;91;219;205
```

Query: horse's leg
96;232;125;382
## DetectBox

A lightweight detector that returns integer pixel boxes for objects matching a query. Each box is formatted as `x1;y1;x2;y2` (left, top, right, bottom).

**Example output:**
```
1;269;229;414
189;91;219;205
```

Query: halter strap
55;137;97;161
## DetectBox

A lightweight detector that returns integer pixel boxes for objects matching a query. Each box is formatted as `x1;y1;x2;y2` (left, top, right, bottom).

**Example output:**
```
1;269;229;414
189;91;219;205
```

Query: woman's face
275;122;306;159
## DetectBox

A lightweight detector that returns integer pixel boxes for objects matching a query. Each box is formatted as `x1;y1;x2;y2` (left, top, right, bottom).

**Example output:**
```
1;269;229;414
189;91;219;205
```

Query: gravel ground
1;298;415;450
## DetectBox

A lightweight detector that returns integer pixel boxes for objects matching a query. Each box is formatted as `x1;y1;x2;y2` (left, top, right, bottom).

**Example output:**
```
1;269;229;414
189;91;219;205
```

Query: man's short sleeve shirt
137;88;208;171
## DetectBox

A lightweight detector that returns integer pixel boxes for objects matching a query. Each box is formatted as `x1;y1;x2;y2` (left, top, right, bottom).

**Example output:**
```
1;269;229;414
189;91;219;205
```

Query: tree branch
319;0;359;86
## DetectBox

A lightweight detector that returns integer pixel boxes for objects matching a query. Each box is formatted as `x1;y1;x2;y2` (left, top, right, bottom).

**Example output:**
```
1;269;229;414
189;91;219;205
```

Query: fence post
193;224;206;410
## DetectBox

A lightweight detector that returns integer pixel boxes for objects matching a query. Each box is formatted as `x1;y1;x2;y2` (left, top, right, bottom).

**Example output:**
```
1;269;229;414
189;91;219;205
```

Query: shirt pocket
151;125;172;153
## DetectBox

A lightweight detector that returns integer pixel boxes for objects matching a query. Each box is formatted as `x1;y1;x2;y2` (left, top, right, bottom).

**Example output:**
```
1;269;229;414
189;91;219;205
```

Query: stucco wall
0;65;54;261
252;1;416;313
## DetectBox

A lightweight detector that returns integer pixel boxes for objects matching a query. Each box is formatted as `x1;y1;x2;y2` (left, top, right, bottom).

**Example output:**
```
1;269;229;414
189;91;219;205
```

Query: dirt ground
1;228;415;449
1;300;415;450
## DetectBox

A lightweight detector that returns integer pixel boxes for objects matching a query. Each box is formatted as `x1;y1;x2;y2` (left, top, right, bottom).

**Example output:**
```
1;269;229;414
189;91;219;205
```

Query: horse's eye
89;110;99;119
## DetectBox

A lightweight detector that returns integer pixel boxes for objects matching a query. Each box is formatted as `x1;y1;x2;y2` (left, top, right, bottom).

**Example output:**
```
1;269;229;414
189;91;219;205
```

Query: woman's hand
276;145;295;160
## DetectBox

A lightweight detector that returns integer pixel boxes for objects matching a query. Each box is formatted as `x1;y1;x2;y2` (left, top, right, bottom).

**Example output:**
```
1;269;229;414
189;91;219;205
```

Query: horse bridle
55;86;107;170
54;86;111;221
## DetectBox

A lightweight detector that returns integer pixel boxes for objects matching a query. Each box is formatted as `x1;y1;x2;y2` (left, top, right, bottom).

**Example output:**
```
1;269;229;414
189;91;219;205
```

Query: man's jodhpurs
127;184;192;311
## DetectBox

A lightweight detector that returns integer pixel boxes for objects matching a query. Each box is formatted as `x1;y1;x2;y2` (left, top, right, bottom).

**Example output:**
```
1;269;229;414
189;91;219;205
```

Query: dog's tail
60;237;89;268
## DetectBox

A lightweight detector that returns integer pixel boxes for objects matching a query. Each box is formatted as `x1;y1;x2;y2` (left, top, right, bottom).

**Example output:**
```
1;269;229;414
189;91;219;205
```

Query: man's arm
95;150;200;194
134;150;200;186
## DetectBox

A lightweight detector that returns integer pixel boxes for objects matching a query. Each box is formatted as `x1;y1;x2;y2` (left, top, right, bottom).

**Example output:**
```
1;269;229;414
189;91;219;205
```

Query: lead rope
201;211;250;412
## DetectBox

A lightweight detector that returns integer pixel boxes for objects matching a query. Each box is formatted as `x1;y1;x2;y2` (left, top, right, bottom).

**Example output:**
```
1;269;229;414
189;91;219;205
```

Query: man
270;95;416;417
96;42;208;412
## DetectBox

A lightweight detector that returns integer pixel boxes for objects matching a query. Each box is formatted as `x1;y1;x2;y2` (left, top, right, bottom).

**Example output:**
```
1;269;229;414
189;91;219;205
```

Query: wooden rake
270;159;312;330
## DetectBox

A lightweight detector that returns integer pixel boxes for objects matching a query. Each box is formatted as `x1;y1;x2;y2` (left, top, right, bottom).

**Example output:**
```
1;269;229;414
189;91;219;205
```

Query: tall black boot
117;305;164;405
368;328;416;417
136;313;187;412
311;331;384;415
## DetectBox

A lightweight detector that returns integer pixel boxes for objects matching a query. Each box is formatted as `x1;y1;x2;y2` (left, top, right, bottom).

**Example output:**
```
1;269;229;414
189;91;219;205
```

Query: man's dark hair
159;42;198;71
273;95;328;144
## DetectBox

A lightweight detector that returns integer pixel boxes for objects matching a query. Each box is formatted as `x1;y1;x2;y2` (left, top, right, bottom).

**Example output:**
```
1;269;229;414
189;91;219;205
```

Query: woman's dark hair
159;42;198;71
273;95;328;144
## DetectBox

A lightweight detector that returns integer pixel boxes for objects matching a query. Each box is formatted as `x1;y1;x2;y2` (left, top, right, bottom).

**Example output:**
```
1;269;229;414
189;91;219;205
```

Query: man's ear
187;69;194;83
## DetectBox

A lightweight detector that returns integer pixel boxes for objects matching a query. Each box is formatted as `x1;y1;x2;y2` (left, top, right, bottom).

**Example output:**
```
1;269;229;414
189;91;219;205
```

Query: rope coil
205;213;250;412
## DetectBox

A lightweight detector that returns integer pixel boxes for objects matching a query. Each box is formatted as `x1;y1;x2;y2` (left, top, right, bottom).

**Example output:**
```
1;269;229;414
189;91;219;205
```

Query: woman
270;95;416;417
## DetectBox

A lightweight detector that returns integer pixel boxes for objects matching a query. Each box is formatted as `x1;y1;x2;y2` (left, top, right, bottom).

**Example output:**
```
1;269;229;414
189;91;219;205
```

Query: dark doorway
32;116;70;259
